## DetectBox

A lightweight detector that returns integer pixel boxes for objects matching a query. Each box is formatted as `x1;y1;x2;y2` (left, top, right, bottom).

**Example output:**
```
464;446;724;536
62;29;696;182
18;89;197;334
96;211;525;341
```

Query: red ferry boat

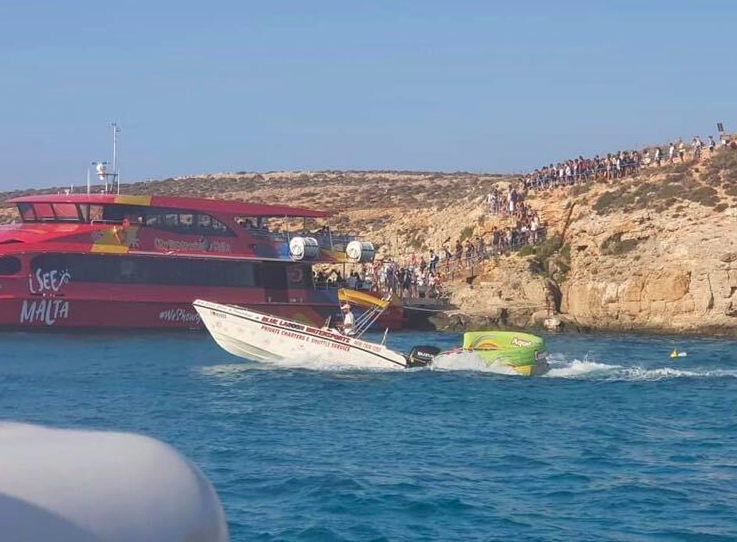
0;194;403;330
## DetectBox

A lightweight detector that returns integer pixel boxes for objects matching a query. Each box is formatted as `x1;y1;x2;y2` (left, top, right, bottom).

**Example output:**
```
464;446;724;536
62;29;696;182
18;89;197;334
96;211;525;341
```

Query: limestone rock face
560;195;737;335
436;258;558;331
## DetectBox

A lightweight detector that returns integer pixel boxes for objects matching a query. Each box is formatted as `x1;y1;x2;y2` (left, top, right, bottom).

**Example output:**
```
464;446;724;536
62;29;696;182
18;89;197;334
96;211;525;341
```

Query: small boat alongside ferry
195;289;548;375
194;289;439;370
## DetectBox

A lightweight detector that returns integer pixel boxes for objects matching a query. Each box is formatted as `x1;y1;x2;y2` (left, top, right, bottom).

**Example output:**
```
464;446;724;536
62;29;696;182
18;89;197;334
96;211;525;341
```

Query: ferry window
178;213;195;233
141;207;235;237
198;214;212;229
198;215;231;236
102;205;125;222
17;203;36;222
52;203;81;221
212;217;230;234
122;207;146;225
34;203;55;220
89;205;104;222
0;256;21;275
30;254;261;288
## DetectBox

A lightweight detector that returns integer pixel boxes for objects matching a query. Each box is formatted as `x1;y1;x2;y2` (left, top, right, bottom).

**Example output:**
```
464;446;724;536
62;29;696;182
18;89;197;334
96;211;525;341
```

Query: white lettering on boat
28;269;71;294
20;299;70;326
158;309;201;323
511;337;533;347
154;237;232;253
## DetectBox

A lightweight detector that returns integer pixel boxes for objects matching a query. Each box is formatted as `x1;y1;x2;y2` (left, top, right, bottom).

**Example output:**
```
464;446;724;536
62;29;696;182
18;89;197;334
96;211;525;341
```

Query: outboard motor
405;345;441;368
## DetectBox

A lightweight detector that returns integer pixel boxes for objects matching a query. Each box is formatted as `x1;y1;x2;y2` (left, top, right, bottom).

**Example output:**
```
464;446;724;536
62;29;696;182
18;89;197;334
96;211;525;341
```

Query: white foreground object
0;422;228;542
193;299;408;369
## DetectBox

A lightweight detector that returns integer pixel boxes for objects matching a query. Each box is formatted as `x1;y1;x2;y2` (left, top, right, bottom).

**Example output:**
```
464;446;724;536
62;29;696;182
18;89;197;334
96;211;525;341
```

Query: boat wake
199;352;737;380
543;354;737;381
199;355;399;375
429;352;520;375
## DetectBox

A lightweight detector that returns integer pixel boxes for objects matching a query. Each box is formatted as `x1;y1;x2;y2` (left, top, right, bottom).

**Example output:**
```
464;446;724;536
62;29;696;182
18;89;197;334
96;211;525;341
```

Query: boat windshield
16;202;235;237
17;202;84;223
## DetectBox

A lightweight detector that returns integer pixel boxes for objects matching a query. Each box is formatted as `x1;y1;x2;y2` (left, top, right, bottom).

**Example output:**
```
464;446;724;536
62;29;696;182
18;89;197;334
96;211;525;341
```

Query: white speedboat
194;289;438;370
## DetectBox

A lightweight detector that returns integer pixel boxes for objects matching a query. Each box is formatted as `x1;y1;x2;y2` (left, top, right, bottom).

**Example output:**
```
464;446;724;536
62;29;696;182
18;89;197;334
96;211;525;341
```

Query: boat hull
193;300;408;370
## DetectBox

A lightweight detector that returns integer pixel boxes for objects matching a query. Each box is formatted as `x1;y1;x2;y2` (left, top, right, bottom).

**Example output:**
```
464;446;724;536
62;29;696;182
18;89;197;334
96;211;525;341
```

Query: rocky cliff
553;151;737;335
2;149;736;336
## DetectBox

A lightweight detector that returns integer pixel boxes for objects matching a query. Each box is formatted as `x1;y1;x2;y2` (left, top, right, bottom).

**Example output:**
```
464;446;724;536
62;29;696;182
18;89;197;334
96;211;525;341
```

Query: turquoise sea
2;331;737;541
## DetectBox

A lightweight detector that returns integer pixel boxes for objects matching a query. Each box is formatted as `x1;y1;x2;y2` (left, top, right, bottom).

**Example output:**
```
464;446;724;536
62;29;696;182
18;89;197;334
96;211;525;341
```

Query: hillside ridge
2;151;736;336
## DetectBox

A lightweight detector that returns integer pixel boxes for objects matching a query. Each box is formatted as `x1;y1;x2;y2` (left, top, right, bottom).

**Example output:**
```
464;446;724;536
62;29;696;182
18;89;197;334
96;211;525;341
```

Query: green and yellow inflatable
462;331;548;376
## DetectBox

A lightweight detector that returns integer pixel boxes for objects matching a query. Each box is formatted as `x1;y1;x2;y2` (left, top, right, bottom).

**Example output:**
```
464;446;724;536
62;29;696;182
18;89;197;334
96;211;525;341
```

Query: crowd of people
310;132;735;302
313;261;443;300
485;185;546;248
374;259;443;300
521;135;723;191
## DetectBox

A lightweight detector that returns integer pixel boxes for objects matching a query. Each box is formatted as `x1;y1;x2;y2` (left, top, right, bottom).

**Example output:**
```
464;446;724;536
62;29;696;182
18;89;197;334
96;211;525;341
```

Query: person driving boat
340;303;355;336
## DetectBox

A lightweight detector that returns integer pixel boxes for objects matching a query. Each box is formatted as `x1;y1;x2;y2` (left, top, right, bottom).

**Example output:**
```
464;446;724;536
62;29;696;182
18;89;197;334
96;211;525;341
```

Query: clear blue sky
0;1;735;190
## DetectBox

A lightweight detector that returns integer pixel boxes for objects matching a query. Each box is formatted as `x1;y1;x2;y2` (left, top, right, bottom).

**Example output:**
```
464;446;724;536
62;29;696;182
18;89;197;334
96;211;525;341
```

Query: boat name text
28;269;71;294
20;299;70;326
159;309;202;323
154;237;232;253
260;315;353;344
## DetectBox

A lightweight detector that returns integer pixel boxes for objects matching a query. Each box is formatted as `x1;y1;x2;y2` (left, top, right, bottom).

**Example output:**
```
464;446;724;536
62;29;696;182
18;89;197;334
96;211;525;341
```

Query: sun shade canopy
338;289;390;310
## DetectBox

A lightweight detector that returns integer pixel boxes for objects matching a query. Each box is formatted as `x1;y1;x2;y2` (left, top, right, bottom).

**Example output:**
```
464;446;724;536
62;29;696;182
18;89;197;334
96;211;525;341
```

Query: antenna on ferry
111;122;121;194
87;167;91;195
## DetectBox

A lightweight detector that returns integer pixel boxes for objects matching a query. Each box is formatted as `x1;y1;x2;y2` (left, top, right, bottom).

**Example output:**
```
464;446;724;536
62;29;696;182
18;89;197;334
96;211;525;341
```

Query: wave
543;355;737;381
199;355;399;375
430;352;520;375
197;352;737;381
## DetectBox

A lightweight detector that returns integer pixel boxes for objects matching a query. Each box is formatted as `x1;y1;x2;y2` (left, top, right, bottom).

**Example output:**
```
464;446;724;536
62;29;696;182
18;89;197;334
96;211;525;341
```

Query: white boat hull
193;300;408;369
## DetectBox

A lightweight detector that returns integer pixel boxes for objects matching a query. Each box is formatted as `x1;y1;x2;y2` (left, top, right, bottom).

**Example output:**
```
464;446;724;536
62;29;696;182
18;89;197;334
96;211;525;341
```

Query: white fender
0;422;228;542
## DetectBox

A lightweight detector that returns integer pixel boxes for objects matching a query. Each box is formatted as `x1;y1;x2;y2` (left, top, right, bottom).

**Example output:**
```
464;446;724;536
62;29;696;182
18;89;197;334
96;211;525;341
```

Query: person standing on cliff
476;236;487;260
692;136;702;161
464;239;475;268
708;135;716;154
668;142;676;163
678;139;686;162
428;249;439;274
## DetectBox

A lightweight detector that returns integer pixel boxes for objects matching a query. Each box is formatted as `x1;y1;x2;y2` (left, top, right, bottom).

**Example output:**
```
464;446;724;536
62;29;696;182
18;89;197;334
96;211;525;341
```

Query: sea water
1;331;736;541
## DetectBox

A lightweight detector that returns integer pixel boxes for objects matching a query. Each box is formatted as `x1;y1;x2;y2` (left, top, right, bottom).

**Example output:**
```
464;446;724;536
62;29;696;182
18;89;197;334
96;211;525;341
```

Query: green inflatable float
461;331;549;376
